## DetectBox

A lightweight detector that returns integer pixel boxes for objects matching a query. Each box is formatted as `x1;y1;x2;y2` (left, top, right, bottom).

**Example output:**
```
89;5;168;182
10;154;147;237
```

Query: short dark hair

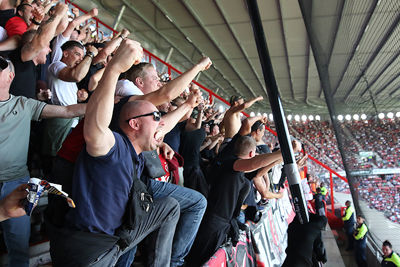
251;120;264;133
16;3;31;15
61;40;85;52
125;62;153;85
383;240;392;248
316;187;321;193
230;95;243;106
234;136;256;156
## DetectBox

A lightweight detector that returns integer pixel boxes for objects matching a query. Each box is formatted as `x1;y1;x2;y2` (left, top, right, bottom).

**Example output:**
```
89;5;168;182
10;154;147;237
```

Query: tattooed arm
21;3;68;62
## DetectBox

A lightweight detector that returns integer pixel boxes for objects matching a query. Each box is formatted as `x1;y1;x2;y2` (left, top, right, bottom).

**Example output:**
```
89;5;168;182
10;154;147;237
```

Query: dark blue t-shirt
66;132;144;235
163;121;186;152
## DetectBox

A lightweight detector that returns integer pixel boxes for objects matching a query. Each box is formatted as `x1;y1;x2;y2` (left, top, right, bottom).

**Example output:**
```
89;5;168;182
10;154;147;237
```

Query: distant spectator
342;200;356;250
314;188;326;216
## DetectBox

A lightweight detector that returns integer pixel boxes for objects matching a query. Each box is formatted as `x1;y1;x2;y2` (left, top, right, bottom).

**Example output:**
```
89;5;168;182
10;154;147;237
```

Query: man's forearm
65;103;86;118
73;56;93;82
21;4;66;61
85;67;120;133
161;103;192;135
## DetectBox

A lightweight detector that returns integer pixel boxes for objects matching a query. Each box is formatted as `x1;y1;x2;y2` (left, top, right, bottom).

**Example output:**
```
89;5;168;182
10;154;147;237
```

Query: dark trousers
355;239;367;267
47;196;180;267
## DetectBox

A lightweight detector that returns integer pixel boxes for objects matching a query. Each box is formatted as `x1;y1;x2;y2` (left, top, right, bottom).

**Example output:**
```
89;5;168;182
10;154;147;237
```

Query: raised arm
56;45;98;82
239;115;267;136
185;102;204;131
84;39;143;157
230;96;263;113
129;57;212;106
21;3;68;62
159;91;201;136
233;150;282;173
62;8;98;39
92;28;130;65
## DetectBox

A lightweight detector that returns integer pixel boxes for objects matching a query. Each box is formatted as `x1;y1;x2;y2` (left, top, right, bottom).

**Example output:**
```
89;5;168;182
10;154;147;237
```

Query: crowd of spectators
357;175;400;224
0;1;308;266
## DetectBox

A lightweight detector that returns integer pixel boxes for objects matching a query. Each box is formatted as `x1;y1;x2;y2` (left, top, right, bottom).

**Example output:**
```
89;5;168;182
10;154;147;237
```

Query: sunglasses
126;111;162;122
0;57;13;73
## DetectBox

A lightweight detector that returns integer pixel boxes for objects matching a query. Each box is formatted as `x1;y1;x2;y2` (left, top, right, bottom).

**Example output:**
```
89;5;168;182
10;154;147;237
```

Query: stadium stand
0;0;398;266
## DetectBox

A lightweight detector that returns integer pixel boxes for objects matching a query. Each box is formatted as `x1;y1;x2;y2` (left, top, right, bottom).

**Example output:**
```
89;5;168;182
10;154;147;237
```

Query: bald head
119;100;157;131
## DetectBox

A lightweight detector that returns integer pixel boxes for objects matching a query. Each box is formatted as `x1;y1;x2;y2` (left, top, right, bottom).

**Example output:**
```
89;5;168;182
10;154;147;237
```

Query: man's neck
0;90;10;101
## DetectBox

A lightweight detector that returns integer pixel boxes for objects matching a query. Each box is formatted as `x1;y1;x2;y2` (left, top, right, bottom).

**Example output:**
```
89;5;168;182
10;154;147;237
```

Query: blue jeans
116;181;206;267
0;176;31;267
150;180;207;266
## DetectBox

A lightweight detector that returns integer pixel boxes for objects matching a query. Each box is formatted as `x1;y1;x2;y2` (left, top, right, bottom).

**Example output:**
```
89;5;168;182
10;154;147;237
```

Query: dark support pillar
246;0;309;224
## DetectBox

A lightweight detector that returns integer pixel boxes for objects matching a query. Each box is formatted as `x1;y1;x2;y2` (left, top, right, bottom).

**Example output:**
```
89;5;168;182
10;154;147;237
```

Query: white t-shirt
48;61;78;126
115;79;143;97
51;34;69;63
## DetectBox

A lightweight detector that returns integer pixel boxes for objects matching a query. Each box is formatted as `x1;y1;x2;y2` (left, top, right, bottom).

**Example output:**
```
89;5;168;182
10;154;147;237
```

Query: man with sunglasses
0;56;86;267
46;39;203;266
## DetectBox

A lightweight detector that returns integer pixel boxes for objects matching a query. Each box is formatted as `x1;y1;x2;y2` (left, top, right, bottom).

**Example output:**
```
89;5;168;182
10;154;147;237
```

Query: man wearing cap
0;56;86;267
219;95;263;150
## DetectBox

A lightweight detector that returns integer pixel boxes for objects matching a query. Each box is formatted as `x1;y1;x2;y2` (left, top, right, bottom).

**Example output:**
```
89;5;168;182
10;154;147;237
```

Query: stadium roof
74;0;399;115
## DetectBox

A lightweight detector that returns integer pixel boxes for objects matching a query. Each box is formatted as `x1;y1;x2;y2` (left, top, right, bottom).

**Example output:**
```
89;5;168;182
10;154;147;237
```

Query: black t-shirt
0;9;15;27
180;127;206;168
207;156;250;220
109;95;130;132
164;121;186;152
9;48;38;99
77;63;104;91
256;144;271;154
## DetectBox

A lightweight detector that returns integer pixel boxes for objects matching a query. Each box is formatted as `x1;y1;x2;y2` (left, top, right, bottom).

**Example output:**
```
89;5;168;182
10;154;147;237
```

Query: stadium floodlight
287;114;293;120
257;112;261;116
250;112;255;117
218;105;224;113
378;113;385;119
361;114;367;120
263;113;268;117
396;112;400;118
353;114;359;120
301;115;307;121
387;112;394;119
315;115;321;121
337;115;343;121
345;114;351;121
308;115;314;121
294;114;300;121
269;113;274;121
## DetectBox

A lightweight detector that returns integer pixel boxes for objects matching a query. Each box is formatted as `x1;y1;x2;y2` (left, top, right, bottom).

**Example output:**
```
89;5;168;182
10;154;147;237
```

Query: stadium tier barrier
63;1;347;265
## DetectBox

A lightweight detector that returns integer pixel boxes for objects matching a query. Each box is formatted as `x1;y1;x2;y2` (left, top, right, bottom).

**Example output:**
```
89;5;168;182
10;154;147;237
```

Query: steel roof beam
319;0;345;98
178;0;259;99
214;0;267;97
120;0;235;97
276;0;296;101
343;12;400;101
360;50;400;97
331;0;378;97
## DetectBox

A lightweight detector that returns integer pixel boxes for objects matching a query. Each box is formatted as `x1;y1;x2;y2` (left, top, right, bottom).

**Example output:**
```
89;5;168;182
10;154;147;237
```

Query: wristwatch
86;51;95;59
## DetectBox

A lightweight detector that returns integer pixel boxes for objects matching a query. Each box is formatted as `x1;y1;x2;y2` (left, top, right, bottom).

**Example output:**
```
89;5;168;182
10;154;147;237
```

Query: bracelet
31;19;41;26
86;52;94;59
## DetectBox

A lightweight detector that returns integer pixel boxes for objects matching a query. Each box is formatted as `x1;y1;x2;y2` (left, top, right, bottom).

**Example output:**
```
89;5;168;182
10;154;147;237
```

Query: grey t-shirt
0;95;46;181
